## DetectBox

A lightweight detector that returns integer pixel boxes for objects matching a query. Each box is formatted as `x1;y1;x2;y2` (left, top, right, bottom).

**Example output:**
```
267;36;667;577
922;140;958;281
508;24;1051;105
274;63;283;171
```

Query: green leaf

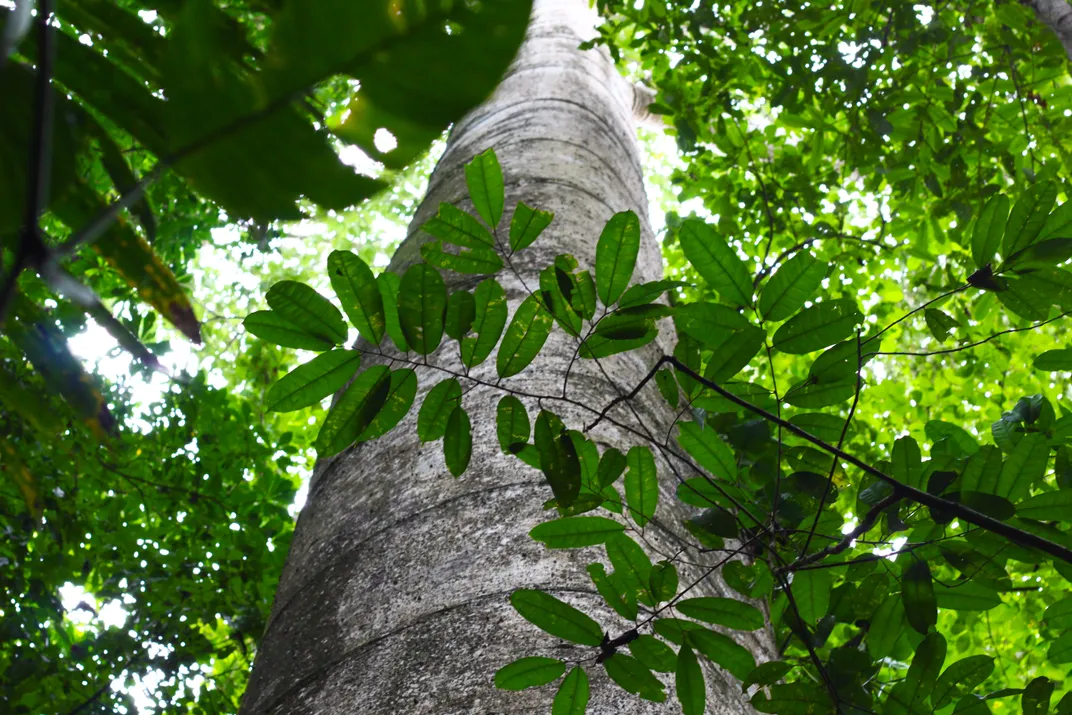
497;292;554;377
933;581;1002;611
868;594;906;659
791;569;832;624
972;194;1010;269
1044;597;1072;630
789;413;852;444
377;271;409;352
497;395;531;453
759;251;827;322
510;589;604;646
677;422;737;480
902;560;937;634
997;433;1048;501
904;633;947;705
328;250;385;345
893;436;924;490
397;264;447;354
676;597;764;631
742;661;796;691
960;445;1004;495
444;291;476;340
421;240;505;275
602;653;666;702
772;299;861;354
315;365;392;457
925;308;961;342
1016;490;1072;521
595;211;641;306
925;420;980;457
702;325;766;384
605;533;653;604
678;218;753;306
244;310;336;351
674;302;751;348
531;516;625;548
422;203;495;248
629;634;676;673
444;406;472;477
509;201;554;252
266;350;361;412
494;657;566;691
1022;677;1055;715
571;270;598;320
1006;238;1072;270
552;666;589;715
676;646;705;715
598;448;628;487
1005;182;1058;258
624;446;658;527
783;378;857;408
461;278;508;368
619;280;688;309
752;683;833;713
649;561;679;603
934;656;995;709
357;368;417;442
686;628;756;680
656;369;680;408
1034;348;1072;371
1048;631;1072;664
266;281;347;345
587;563;637;620
535;411;582;506
465;148;505;228
578;328;658;358
418;378;463;442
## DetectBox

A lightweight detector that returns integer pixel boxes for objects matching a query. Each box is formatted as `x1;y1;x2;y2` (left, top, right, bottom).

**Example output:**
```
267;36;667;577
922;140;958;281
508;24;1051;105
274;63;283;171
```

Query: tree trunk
240;1;774;712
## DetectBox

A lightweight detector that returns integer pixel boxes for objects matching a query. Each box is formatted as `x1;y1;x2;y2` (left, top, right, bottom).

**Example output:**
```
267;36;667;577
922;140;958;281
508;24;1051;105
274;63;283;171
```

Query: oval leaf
531;516;626;548
678;218;753;306
510;589;604;646
494;656;565;691
266;349;361;412
759;251;826;322
397;264;447;355
552;666;589;715
418;378;463;442
676;597;764;631
772;299;861;354
266;280;347;345
444;406;472;477
244;310;336;351
314;365;392;457
327;250;384;344
676;646;706;715
461;278;508;368
596;210;641;306
624;446;658;528
498;292;553;378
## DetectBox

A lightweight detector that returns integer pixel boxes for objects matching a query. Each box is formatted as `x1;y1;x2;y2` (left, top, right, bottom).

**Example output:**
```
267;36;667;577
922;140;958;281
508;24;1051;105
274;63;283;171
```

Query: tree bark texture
241;1;775;712
1028;0;1072;61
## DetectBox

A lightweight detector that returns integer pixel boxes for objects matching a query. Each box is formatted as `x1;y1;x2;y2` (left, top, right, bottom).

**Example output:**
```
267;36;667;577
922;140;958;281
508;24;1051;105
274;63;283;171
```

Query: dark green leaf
266;281;347;345
1022;677;1055;715
552;666;589;715
602;653;666;702
497;395;530;453
742;661;796;691
624;446;658;527
315;365;392;456
494;657;566;691
759;251;826;321
510;589;604;646
1043;597;1072;630
619;280;688;309
972;194;1010;269
926;420;980;456
772;299;861;354
465;148;505;228
266;350;361;412
1048;631;1072;664
868;594;906;659
598;448;628;488
510;201;554;252
461;278;508;368
629;634;676;673
377;271;410;351
1016;490;1072;521
419;379;463;442
676;646;705;715
925;308;961;342
421;239;504;275
1034;348;1072;371
649;561;679;603
702;325;766;384
397;264;447;355
595;211;641;306
677;422;737;480
578;328;658;358
934;656;995;709
444;291;476;340
674;301;751;348
497;293;554;377
678;218;753;306
605;533;652;604
933;581;1002;611
531;516;625;548
1006;238;1072;270
535;411;581;506
244;310;336;351
997;433;1048;501
904;633;946;705
357;368;417;442
902;560;937;634
676;597;764;631
328;250;385;345
783;378;857;408
422;204;495;248
893;436;923;490
686;628;756;680
443;406;472;477
587;563;637;620
791;569;832;624
655;369;680;408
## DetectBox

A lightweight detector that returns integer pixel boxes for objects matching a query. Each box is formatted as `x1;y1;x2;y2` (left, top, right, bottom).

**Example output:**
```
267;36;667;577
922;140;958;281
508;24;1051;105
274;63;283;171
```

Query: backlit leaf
266;349;362;412
315;365;392;456
328;250;385;345
465;148;505;228
418;378;463;442
1005;181;1058;258
357;368;417;442
677;422;737;480
595;211;641;306
676;597;764;631
397;264;447;354
510;201;554;252
497;293;554;377
678;218;753;306
624;446;658;527
772;299;861;354
972;194;1010;269
461;278;508;368
902;560;937;633
266;280;347;345
244;310;336;351
759;251;826;321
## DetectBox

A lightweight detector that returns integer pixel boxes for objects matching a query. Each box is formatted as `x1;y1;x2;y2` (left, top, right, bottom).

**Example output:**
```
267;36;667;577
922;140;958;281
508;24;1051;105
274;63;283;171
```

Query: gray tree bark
240;1;774;713
1027;0;1072;61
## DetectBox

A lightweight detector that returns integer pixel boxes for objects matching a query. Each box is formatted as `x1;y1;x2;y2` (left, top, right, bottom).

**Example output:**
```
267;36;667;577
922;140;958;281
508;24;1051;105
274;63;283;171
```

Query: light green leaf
595;211;641;306
266;280;347;345
619;280;688;309
243;310;336;351
702;325;766;384
674;302;751;348
315;365;392;457
624;446;658;527
676;646;706;715
1015;490;1072;521
494;657;566;691
678;218;753;306
587;563;637;620
1005;181;1058;258
266;349;361;412
397;264;447;355
772;299;861;354
933;655;995;709
759;251;826;322
418;378;463;442
497;292;554;377
465;148;505;228
552;666;589;715
444;406;472;477
676;597;764;631
606;533;653;604
510;201;554;252
328;250;385;344
677;422;737;480
462;278;508;367
530;516;625;548
791;569;832;624
510;589;604;646
629;634;676;673
997;433;1049;501
972;194;1010;269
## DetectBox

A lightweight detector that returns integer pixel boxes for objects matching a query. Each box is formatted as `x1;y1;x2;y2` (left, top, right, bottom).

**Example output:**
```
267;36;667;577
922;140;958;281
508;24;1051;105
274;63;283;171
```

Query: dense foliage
3;0;1072;714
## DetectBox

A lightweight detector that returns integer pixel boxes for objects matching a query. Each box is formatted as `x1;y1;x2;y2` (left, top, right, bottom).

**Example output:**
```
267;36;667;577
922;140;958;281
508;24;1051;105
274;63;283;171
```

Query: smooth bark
241;2;774;712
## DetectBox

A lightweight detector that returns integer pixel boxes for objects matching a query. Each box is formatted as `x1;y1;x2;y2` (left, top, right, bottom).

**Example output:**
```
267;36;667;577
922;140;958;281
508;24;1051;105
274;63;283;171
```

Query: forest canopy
2;0;1072;714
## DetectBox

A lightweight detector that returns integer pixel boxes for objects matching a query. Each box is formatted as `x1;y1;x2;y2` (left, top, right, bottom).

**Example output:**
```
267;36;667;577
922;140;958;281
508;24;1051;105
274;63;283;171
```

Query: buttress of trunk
240;1;775;712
